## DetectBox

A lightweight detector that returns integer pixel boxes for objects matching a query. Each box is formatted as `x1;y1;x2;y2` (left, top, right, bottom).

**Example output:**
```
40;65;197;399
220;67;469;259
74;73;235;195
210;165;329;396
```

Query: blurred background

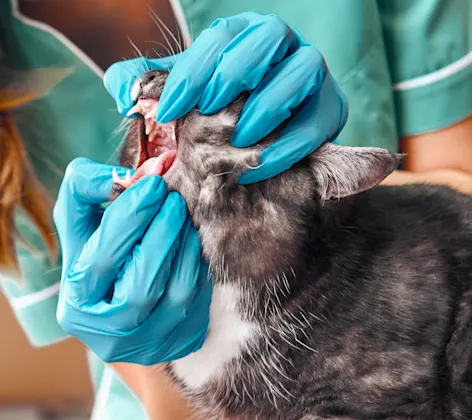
17;0;182;70
0;293;92;420
1;1;180;418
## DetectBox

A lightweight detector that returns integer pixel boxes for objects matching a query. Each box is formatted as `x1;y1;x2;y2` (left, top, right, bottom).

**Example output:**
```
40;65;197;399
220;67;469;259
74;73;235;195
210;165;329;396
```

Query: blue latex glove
103;12;348;184
53;158;212;365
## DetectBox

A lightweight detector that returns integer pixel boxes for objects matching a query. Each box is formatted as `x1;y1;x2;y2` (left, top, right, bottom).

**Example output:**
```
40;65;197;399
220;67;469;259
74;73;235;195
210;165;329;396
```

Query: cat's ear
309;143;403;201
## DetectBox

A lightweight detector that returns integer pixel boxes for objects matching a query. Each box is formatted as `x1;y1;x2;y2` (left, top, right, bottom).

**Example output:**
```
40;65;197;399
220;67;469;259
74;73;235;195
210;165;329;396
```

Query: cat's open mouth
112;98;178;189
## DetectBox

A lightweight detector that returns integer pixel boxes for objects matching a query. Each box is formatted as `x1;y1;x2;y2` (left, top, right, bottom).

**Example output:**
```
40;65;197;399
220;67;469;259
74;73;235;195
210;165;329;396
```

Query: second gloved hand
104;12;349;184
53;158;211;365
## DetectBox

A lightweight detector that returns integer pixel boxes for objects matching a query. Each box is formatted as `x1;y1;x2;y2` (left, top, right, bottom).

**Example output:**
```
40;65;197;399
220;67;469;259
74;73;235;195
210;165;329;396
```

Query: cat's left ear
309;143;403;201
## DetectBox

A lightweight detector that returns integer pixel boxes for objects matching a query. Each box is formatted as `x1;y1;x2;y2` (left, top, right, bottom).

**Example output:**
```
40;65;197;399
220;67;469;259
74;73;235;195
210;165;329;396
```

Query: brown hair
0;66;70;271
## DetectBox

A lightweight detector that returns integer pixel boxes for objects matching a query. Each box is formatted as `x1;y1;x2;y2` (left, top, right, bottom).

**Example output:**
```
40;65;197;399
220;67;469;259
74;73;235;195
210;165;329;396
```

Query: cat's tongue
131;150;177;184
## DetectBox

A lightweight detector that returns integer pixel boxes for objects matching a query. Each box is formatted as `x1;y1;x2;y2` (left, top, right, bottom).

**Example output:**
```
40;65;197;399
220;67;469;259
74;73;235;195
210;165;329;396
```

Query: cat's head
110;70;263;213
112;70;402;278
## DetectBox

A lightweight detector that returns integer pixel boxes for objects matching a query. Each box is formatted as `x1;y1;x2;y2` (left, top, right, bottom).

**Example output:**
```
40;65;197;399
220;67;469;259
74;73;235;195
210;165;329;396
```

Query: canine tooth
144;108;157;120
172;130;176;141
112;167;121;183
145;123;152;136
125;170;131;184
126;103;143;117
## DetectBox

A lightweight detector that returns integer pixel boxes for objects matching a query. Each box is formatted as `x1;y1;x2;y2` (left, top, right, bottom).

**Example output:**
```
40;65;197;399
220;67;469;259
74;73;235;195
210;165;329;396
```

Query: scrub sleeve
0;2;147;419
177;0;472;151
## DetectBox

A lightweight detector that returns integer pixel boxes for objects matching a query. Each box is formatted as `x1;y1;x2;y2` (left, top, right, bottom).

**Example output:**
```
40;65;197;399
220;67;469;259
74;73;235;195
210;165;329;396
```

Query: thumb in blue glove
103;12;348;185
53;157;212;365
103;54;178;116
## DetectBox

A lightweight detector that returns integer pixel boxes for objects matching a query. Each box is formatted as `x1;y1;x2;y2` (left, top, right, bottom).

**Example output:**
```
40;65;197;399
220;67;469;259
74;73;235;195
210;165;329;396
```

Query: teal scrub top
1;0;471;418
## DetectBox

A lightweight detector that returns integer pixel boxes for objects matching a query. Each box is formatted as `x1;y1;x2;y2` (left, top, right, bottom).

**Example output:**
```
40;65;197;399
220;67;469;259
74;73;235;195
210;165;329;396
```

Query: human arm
112;363;194;419
382;115;472;194
375;0;472;193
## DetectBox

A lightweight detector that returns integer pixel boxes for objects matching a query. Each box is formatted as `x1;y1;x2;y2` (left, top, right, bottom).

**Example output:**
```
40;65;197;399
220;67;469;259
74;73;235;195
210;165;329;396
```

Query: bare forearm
112;363;194;420
382;114;472;195
382;169;472;195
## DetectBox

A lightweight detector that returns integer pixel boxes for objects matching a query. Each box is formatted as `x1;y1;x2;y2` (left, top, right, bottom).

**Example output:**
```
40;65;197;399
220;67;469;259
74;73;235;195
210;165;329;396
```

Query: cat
111;69;472;420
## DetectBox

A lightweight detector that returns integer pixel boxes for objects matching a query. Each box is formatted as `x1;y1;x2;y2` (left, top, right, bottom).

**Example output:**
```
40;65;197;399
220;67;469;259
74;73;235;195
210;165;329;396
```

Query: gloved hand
53;157;212;365
103;11;348;184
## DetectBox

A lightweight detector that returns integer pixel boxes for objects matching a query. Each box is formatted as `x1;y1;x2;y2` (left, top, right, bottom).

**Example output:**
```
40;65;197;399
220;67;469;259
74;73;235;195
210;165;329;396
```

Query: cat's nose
140;71;158;88
132;71;158;100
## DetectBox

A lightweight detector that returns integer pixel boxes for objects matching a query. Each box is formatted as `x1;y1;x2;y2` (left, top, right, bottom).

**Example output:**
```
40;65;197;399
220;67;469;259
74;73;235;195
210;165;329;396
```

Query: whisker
151;48;164;59
148;6;182;53
127;37;149;71
212;171;233;177
106;136;127;164
128;41;141;61
147;9;177;56
145;40;173;58
112;117;132;137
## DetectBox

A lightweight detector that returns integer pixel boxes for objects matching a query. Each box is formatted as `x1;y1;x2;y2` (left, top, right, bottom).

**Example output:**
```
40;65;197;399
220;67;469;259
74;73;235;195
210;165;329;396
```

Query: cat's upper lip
127;96;158;119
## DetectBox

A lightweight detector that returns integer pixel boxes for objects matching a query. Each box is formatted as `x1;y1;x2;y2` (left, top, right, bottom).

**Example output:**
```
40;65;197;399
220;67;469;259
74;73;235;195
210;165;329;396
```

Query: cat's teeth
126;103;143;117
145;108;157;120
148;129;157;144
112;167;120;183
112;168;132;189
172;130;176;142
145;118;156;136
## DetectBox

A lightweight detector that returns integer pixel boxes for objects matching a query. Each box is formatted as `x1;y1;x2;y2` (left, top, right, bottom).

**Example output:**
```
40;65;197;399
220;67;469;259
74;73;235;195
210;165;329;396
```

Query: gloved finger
132;250;211;364
153;260;213;362
64;176;167;305
156;12;259;123
108;192;188;331
231;44;327;148
198;15;297;114
146;256;212;364
164;220;205;314
103;55;179;116
53;158;131;269
238;74;348;184
150;219;204;328
89;220;208;365
57;223;211;365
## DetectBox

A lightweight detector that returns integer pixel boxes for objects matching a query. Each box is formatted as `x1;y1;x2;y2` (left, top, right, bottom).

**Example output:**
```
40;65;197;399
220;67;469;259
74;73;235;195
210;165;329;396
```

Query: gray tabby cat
111;70;472;420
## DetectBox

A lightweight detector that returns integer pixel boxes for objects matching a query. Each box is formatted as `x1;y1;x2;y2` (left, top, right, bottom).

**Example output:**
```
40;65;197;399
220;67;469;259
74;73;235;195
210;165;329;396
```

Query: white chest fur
171;284;258;389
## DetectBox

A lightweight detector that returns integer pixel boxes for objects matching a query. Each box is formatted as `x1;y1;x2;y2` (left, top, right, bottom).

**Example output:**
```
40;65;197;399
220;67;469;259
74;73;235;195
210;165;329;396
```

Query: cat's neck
193;181;354;322
196;211;314;322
